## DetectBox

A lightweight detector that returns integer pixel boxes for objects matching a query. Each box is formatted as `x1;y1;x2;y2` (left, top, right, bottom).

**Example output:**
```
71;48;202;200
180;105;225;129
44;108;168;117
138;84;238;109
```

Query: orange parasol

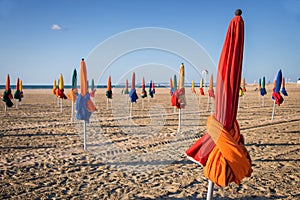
76;58;96;122
106;76;112;99
68;69;78;103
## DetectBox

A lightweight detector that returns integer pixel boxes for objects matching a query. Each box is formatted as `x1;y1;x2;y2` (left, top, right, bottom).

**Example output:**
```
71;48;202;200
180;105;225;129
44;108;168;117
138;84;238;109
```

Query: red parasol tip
235;9;242;16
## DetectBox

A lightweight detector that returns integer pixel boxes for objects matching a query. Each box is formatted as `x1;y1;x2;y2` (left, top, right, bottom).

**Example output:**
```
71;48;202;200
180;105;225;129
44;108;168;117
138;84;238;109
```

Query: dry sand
0;84;299;199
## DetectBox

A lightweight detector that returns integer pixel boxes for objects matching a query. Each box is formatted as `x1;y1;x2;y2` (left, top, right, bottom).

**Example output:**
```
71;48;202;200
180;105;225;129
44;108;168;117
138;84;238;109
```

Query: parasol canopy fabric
76;58;96;122
171;63;186;109
2;74;14;107
106;76;112;99
272;69;284;105
57;74;67;99
129;72;138;102
199;78;205;95
68;69;78;103
208;74;215;98
191;80;196;94
281;77;288;96
186;10;252;187
14;78;22;102
140;76;147;98
260;77;267;96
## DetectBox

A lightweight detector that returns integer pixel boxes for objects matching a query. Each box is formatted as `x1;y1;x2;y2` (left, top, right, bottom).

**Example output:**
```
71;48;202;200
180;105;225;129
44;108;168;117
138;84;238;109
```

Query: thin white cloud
51;24;62;31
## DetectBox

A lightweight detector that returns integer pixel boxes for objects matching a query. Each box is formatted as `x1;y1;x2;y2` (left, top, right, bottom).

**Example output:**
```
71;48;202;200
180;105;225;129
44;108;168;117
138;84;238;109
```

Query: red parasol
186;9;252;187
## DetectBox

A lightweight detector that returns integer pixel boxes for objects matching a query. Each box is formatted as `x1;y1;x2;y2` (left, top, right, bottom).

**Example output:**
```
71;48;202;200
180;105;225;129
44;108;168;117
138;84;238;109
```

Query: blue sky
1;0;300;85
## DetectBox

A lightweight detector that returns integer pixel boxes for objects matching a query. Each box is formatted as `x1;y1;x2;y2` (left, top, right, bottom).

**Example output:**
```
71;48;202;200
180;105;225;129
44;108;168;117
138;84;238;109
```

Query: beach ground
1;85;299;199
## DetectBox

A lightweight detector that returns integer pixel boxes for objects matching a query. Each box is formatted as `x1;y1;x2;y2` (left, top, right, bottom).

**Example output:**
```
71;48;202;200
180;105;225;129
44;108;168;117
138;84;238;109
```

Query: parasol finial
235;9;242;16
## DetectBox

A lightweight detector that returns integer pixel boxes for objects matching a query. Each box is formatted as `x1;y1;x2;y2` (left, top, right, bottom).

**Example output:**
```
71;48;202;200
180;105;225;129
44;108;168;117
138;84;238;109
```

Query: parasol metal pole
106;98;109;110
83;121;87;150
207;180;214;200
142;99;144;109
262;96;264;107
4;104;7;116
198;95;201;110
207;96;210;111
178;108;181;133
174;106;176;113
129;102;133;118
71;101;74;123
271;101;276;120
60;98;63;113
16;100;19;109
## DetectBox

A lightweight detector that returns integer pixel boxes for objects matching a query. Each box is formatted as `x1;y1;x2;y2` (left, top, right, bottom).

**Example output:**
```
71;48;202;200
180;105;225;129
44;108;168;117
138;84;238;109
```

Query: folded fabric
272;91;284;106
106;90;112;99
199;88;205;96
76;93;96;122
68;88;78;103
260;88;267;96
3;89;14;107
204;115;252;187
129;89;138;103
171;88;186;109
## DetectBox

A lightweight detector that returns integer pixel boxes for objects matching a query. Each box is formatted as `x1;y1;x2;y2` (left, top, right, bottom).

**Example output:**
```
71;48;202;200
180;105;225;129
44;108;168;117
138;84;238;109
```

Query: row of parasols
1;76;24;113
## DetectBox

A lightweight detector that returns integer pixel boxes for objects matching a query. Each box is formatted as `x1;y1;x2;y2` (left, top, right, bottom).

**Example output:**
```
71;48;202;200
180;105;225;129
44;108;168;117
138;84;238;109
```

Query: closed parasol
68;69;78;103
191;80;196;94
140;76;147;98
207;74;215;98
14;78;22;102
260;77;267;96
123;79;129;94
129;72;138;103
106;76;112;99
199;78;205;96
148;80;154;98
2;74;14;108
76;58;96;123
186;9;252;192
169;77;174;96
171;63;186;109
57;74;67;99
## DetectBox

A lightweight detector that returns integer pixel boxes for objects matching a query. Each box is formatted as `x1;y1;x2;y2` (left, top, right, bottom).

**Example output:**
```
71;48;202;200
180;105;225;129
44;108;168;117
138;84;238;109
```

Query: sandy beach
1;85;299;199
